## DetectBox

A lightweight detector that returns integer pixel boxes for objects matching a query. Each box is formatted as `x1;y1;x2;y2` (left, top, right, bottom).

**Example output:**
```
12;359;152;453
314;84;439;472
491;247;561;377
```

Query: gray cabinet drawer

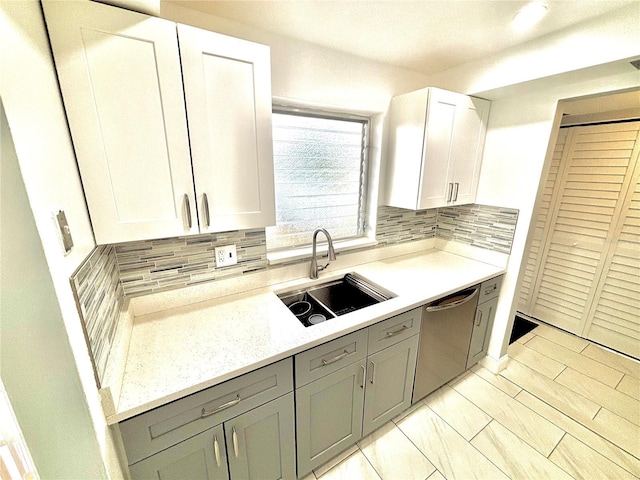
294;329;368;387
479;275;502;304
120;358;293;464
367;308;421;354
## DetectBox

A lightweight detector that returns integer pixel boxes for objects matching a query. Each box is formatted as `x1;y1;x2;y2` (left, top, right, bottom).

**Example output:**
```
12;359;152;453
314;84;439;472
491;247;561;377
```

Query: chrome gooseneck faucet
310;228;336;279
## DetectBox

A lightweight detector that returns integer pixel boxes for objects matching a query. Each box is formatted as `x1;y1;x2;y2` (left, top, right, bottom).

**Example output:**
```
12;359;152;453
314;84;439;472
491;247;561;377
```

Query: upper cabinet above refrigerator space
385;87;490;210
43;0;275;245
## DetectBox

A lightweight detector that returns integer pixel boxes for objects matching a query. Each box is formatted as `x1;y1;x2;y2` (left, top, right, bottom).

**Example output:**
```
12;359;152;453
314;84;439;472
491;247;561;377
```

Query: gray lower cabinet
129;423;229;480
362;335;419;436
466;275;502;368
295;309;422;477
129;393;295;480
225;393;296;480
467;296;498;368
295;361;365;477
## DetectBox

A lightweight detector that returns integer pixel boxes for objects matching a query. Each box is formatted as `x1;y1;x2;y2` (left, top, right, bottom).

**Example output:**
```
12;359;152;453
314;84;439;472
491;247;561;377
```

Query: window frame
266;102;378;264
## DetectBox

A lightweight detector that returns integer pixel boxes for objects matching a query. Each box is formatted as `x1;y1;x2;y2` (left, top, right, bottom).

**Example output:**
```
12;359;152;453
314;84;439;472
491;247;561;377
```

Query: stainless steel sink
277;273;395;327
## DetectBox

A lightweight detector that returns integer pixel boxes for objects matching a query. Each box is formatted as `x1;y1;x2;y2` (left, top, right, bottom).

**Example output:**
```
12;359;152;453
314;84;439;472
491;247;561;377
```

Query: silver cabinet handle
203;193;210;227
447;182;453;202
369;361;376;384
201;394;241;418
184;194;192;229
213;435;221;467
360;364;365;389
453;182;459;202
426;288;479;312
232;427;238;458
476;310;483;327
386;325;409;337
321;349;349;366
485;284;497;294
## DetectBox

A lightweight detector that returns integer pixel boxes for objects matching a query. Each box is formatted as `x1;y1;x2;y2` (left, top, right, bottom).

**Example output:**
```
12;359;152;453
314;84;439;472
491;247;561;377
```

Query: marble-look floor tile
500;359;601;421
533;323;589;353
617;374;640;398
315;449;381;480
524;335;625;388
358;422;435;480
555;368;640;426
451;370;564;456
471;420;573;480
423;385;492;440
470;364;522;397
313;445;359;478
592;407;640;459
507;341;566;379
581;343;640;379
426;471;446;480
549;434;634;479
396;404;509;480
516;390;640;478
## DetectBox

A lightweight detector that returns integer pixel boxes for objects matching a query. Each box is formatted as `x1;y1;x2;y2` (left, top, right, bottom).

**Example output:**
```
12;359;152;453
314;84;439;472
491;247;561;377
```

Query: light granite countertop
108;245;506;424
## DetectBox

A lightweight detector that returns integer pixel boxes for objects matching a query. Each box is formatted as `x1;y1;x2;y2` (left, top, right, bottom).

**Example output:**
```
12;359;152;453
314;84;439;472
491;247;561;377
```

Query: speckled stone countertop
109;248;505;424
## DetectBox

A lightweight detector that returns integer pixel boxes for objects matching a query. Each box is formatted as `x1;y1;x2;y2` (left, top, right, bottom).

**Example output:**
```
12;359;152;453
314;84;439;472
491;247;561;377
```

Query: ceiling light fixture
512;2;549;30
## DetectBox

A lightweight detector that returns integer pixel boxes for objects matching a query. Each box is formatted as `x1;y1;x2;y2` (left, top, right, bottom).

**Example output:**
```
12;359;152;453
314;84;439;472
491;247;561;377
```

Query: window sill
267;237;378;266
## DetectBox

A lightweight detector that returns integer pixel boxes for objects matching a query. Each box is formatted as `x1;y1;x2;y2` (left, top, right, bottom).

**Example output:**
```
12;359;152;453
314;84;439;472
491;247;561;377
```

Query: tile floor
302;320;640;480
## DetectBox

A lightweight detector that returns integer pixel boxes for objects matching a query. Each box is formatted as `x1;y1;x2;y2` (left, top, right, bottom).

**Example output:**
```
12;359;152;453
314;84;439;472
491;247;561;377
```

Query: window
266;109;369;251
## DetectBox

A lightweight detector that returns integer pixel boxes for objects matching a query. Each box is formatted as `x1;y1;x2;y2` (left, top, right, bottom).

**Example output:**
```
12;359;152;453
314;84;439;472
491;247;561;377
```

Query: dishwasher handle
426;288;479;312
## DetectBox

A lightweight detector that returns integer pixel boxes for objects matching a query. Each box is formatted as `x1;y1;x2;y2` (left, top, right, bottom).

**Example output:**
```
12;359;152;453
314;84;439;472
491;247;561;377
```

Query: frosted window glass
267;112;368;250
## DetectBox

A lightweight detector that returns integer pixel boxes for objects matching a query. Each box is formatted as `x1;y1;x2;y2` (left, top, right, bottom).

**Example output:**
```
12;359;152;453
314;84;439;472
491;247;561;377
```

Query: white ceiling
170;0;637;76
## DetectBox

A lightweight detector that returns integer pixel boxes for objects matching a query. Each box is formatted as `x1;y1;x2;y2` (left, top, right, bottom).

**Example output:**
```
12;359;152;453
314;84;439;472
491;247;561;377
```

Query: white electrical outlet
215;244;238;267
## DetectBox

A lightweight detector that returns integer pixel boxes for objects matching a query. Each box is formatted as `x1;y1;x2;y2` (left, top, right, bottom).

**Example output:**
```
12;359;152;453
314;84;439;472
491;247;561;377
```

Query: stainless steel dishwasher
413;285;480;403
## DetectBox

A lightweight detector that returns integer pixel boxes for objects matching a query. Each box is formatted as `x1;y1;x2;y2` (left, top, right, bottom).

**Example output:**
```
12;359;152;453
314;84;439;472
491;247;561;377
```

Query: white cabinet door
43;0;197;244
386;87;490;210
178;24;276;234
448;94;491;206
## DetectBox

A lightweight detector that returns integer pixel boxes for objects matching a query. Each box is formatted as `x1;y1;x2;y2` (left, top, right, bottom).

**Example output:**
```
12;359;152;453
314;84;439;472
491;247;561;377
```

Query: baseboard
479;353;509;374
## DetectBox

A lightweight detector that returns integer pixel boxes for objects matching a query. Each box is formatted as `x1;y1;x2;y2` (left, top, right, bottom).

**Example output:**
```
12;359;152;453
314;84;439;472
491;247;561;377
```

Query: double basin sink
277;273;396;327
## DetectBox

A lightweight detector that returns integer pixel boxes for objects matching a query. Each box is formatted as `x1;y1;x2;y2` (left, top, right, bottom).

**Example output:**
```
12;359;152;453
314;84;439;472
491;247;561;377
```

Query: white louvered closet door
523;121;640;357
518;129;569;312
583;141;640;358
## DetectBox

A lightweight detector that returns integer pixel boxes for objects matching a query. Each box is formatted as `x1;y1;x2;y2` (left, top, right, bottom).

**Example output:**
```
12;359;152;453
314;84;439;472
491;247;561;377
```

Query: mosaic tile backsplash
73;203;517;384
437;204;519;254
115;229;267;297
70;244;124;386
375;206;437;245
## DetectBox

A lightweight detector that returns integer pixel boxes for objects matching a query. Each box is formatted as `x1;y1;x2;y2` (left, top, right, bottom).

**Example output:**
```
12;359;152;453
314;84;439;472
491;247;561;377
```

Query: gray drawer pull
360;364;365;389
213;435;221;467
321;349;350;366
485;284;497;294
201;394;241;418
386;325;409;337
370;361;376;384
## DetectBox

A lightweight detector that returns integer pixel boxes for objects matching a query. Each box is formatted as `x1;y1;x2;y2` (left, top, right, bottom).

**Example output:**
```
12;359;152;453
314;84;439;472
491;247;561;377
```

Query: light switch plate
54;210;73;255
215;244;237;267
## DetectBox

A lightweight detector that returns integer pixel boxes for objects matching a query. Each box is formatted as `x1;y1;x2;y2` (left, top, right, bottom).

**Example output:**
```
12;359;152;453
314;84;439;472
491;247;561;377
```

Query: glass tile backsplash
70;244;124;386
71;203;518;385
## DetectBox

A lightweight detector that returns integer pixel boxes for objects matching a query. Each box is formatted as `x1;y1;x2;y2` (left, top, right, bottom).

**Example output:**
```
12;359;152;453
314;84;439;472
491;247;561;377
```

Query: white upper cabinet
43;0;197;244
43;1;275;244
385;87;490;210
178;24;275;234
